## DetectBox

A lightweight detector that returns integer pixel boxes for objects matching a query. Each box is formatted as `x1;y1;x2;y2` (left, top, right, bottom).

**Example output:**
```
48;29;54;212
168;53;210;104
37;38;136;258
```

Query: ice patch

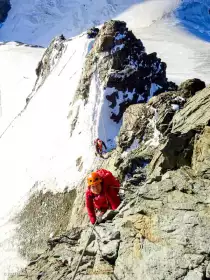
147;83;162;101
90;74;122;151
137;94;144;102
126;138;139;152
173;96;185;102
115;33;126;40
87;39;95;55
111;43;125;54
171;104;179;111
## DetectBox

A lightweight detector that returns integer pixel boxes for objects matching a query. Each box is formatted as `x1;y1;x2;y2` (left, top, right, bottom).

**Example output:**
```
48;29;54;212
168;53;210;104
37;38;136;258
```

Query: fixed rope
101;111;108;148
71;220;97;280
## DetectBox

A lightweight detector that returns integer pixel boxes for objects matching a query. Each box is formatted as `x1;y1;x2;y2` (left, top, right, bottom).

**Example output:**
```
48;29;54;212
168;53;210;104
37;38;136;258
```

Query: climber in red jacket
94;138;107;156
85;169;121;224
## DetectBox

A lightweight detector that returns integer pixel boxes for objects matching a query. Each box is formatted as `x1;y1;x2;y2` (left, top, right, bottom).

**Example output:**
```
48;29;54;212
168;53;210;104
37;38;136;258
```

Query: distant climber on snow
85;169;121;224
94;138;107;157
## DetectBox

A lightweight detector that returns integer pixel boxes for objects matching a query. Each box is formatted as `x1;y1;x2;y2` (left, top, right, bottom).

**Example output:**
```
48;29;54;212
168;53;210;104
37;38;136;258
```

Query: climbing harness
71;220;97;280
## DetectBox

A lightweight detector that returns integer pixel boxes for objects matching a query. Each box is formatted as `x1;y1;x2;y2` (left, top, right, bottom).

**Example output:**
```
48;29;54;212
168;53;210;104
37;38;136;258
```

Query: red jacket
86;169;120;224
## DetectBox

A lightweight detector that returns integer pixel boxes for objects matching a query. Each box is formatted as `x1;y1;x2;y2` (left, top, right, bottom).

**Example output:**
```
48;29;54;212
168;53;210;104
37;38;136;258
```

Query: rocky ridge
8;21;210;280
9;75;210;280
25;35;66;105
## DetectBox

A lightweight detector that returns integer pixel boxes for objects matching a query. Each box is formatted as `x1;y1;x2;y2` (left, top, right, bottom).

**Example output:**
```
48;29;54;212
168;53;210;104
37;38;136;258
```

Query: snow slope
0;0;141;45
0;42;44;136
115;0;210;84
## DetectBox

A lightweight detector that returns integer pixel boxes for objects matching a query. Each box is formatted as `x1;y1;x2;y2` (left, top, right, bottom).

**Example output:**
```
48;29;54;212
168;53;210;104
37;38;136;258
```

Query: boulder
172;86;210;133
178;78;206;99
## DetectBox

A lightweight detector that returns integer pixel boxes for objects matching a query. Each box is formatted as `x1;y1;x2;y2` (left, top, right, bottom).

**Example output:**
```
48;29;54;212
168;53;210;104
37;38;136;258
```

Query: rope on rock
71;220;97;280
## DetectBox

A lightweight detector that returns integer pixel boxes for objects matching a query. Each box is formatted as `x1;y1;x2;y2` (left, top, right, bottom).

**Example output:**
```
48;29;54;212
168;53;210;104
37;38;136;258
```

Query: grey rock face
192;126;210;179
0;0;10;22
148;91;186;134
118;103;154;150
172;86;210;133
11;165;210;280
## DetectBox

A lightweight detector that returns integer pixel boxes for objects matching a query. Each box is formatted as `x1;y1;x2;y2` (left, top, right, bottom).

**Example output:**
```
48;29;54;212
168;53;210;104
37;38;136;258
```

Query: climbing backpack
96;169;120;195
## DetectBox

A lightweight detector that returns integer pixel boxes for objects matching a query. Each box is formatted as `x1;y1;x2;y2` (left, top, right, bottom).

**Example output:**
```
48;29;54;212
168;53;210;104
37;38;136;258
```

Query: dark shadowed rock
148;129;198;181
0;0;10;22
178;78;206;99
87;27;99;39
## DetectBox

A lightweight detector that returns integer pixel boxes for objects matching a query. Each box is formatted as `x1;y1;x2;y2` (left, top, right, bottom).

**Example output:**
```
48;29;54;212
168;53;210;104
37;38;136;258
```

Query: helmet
87;172;102;186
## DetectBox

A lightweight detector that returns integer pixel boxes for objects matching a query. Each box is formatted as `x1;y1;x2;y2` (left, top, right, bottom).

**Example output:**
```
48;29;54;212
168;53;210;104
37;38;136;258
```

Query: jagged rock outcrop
118;103;154;151
113;79;207;181
148;85;210;181
24;35;66;105
177;78;206;99
70;20;177;134
0;0;10;22
87;27;99;39
33;35;66;90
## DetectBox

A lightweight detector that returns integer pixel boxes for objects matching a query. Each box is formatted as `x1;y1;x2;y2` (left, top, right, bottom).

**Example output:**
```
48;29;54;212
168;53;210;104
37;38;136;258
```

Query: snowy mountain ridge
0;18;177;278
0;0;209;279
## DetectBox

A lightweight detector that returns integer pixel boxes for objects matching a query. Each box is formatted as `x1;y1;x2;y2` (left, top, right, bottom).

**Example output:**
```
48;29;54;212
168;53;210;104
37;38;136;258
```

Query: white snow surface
0;43;44;136
0;0;141;45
